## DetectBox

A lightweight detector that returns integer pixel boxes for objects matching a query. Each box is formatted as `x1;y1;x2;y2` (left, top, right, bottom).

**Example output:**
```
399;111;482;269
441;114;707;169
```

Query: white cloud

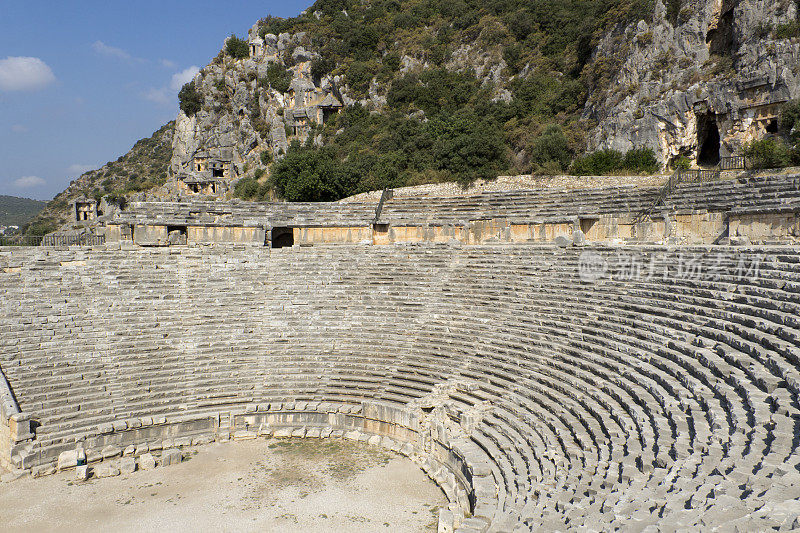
92;41;146;63
11;124;28;133
170;66;200;91
143;87;170;104
67;163;96;175
92;40;131;60
13;176;46;188
0;57;56;91
143;66;201;106
160;59;177;69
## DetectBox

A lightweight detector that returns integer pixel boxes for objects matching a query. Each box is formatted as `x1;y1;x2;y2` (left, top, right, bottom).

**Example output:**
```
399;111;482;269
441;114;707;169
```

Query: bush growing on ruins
23;220;56;236
261;150;273;166
311;56;335;81
233;177;266;201
744;138;793;170
225;35;250;59
344;61;376;99
258;15;291;39
427;110;507;185
178;81;203;117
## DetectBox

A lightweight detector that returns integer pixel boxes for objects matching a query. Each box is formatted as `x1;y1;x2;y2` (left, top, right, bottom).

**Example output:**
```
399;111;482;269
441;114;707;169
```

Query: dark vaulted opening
271;227;294;248
697;113;721;167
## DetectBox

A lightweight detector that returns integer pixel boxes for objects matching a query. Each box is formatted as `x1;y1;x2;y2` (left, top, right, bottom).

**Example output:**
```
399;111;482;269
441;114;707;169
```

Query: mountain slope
0;196;46;228
24;122;174;235
170;0;663;202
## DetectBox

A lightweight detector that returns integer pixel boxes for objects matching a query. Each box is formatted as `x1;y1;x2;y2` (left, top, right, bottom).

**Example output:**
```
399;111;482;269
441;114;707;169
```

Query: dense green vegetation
775;21;800;39
570;148;659;175
233;0;660;201
744;100;800;170
260;64;293;94
0;196;46;228
226;34;250;59
179;81;203;117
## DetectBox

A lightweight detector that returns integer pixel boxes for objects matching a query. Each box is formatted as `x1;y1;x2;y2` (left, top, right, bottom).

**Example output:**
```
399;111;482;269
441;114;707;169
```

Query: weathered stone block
75;465;89;481
160;448;182;467
139;453;157;470
57;450;77;471
119;457;136;475
96;463;120;478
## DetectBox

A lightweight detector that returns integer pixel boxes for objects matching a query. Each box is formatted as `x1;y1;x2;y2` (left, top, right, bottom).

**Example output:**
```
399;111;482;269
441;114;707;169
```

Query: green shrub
775;21;800;39
672;155;692;170
571;147;659;175
178;81;202;117
382;52;401;73
24;220;56;236
258;15;291;39
780;99;800;140
261;64;292;94
503;43;525;74
261;150;273;166
270;143;359;201
571;150;625;175
225;34;250;59
311;56;335;81
427;110;507;185
744;138;793;170
666;0;682;24
233;177;266;201
344;61;375;98
622;148;659;174
529;125;572;172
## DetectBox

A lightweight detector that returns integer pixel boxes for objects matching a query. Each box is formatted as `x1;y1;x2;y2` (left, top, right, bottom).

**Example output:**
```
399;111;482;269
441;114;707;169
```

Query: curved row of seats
116;173;800;231
377;174;800;225
1;244;800;531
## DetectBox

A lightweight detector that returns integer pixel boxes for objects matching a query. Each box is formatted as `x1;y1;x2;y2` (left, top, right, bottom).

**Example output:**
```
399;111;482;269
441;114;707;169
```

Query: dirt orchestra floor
0;439;446;533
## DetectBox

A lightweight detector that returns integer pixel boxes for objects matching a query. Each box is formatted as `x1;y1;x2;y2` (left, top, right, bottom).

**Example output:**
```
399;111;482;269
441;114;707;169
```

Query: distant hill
24;122;174;235
0;195;46;228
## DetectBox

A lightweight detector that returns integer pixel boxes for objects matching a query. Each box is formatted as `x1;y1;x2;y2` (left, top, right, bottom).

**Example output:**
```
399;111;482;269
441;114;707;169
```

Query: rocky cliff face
168;20;514;199
169;26;343;197
586;0;800;167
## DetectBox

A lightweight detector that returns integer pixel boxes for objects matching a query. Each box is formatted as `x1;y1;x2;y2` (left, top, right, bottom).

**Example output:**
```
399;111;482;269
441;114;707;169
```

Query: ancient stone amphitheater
3;172;800;531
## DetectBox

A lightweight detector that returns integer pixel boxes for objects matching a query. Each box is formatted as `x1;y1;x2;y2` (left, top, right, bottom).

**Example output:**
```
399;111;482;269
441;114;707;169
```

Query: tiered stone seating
2;243;800;531
377;174;800;225
116;199;377;228
113;173;800;231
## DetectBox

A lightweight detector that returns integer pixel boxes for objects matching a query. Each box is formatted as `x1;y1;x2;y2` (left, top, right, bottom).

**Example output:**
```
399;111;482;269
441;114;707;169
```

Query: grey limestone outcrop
586;0;800;166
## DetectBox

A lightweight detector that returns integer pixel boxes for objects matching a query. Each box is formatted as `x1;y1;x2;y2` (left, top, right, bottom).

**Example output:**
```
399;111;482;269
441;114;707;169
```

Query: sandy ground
0;439;445;533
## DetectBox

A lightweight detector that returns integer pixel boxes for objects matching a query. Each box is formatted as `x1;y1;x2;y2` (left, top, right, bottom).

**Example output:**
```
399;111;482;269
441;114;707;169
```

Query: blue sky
0;0;313;200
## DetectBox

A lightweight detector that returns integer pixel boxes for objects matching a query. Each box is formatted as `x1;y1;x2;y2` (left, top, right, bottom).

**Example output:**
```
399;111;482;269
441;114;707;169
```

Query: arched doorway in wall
697;113;721;167
271;227;294;248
